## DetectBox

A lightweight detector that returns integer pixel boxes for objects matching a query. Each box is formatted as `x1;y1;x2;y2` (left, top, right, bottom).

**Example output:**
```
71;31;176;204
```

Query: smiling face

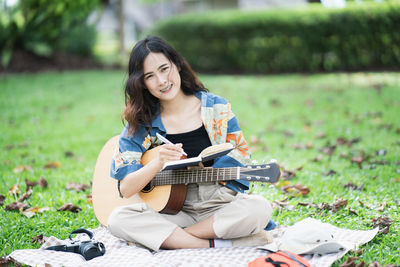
142;52;182;103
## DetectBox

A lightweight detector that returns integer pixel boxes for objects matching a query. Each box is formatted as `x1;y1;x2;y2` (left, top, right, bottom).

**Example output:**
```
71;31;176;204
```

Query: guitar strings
150;166;271;186
151;167;237;186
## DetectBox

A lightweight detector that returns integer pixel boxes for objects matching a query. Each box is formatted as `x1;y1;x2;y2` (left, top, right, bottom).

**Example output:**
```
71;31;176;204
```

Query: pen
156;133;188;156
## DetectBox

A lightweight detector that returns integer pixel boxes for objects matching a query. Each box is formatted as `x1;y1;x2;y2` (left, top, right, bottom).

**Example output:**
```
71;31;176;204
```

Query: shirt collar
149;91;207;132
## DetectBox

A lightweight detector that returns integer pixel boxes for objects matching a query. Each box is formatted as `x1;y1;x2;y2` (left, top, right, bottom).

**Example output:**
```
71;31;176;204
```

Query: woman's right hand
156;143;184;169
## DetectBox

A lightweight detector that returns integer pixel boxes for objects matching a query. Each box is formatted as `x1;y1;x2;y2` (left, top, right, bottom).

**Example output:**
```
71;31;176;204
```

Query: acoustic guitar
92;136;281;226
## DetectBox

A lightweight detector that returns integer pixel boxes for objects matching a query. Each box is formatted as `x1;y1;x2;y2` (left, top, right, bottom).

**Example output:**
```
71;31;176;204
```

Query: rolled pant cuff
150;225;178;251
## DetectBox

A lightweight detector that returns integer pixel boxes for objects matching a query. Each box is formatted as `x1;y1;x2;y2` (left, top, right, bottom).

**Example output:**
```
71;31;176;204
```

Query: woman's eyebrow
144;63;169;76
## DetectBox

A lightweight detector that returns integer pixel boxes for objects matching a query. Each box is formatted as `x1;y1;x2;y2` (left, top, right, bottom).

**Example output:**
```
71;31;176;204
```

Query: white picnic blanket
8;219;378;267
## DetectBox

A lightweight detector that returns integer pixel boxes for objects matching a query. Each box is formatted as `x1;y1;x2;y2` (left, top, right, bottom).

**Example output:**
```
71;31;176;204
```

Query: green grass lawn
0;71;399;265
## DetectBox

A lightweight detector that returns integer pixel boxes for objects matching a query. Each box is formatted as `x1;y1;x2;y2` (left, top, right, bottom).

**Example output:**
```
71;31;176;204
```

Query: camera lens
80;241;104;260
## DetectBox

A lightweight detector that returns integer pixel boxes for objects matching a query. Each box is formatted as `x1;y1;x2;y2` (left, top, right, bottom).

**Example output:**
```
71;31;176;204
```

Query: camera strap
46;244;78;253
69;228;94;240
45;228;104;254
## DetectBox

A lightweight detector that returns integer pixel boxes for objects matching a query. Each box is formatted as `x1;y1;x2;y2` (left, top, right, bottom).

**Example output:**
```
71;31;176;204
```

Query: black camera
46;228;106;261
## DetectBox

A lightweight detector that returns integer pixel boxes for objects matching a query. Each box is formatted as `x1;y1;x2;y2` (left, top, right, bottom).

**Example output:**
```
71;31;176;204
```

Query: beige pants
108;183;272;251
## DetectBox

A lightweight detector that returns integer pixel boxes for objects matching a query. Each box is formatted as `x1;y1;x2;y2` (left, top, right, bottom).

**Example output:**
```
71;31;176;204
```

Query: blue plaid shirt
111;91;251;193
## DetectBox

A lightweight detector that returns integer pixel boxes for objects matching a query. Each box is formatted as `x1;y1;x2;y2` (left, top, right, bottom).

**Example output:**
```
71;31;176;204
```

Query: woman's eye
161;66;169;72
145;75;153;80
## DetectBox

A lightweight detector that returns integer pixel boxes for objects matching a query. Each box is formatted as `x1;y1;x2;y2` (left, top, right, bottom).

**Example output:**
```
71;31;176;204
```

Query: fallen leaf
66;182;90;192
304;99;314;107
21;206;50;218
282;184;310;196
343;182;364;191
19;142;30;148
379;123;393;130
21;210;36;218
64;151;75;157
312;154;323;162
32;234;48;244
5;201;29;211
43;161;62;169
368;262;383;267
280;168;296;180
39;177;48;188
324;169;338;176
340;152;349;158
296;166;303;171
336;137;361;148
270;98;281;107
306;142;314;149
13;165;33;173
9;184;21;196
87;193;92;204
320;145;336;156
293;184;310;196
369;160;390;166
315;132;327;139
379;226;390;235
377;201;386;212
270;202;282;213
274;197;289;206
371;216;393;230
0;195;5;206
317;202;331;210
356;249;363;256
336;137;349;146
25;179;39;189
283;130;294;138
0;256;22;266
57;203;82;213
351;156;364;168
358;200;374;209
5;144;14;150
348;207;359;216
339;256;362;267
292;143;305;150
297;202;317;208
18;188;33;202
332;198;348;213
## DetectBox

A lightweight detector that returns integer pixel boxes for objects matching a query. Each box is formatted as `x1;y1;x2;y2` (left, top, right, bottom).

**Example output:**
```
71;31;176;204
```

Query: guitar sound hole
141;183;153;193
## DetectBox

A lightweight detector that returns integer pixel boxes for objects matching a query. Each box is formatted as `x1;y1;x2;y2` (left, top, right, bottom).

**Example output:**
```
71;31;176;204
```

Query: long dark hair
123;36;208;135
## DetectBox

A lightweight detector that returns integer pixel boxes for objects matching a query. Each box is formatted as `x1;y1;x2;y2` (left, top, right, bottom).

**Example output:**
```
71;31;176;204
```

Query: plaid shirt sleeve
110;124;146;181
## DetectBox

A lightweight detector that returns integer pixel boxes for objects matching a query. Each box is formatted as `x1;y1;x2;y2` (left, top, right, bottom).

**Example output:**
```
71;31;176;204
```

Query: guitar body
139;146;187;215
92;136;186;226
92;136;280;226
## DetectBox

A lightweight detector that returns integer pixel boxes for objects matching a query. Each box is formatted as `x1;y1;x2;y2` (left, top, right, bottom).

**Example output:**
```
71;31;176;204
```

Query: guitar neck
152;167;241;186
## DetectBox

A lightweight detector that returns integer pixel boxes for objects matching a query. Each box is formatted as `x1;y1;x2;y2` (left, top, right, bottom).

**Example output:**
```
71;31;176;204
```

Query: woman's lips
160;84;172;93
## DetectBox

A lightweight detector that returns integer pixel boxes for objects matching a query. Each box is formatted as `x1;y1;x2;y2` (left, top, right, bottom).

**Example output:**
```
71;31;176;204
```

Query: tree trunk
118;0;125;54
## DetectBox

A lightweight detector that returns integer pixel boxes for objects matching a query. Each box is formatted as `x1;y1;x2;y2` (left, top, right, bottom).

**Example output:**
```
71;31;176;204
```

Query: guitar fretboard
151;167;240;186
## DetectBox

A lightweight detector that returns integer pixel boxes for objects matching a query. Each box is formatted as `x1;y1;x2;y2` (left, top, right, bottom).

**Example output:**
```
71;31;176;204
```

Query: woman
108;36;273;251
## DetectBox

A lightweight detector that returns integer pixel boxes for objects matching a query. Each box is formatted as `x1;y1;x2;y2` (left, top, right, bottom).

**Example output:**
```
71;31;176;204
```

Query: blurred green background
1;0;399;266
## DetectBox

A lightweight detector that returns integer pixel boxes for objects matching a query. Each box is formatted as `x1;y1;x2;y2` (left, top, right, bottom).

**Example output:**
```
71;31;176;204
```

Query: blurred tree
0;0;100;67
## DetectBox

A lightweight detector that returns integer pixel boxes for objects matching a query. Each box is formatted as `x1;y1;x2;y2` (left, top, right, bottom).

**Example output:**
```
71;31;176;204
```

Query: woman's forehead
143;52;170;72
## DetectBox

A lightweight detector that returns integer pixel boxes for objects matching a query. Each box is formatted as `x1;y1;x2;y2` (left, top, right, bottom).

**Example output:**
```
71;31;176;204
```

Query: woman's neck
160;91;202;134
160;90;193;115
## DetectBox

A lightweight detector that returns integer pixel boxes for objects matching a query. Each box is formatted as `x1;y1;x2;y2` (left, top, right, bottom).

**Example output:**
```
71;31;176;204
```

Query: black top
166;124;213;167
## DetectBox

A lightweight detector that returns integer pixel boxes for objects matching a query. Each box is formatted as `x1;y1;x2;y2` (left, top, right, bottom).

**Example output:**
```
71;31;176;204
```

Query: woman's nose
158;74;168;86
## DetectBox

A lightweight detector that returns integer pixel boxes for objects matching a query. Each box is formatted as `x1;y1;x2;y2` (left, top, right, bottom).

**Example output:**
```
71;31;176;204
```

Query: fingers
158;144;184;165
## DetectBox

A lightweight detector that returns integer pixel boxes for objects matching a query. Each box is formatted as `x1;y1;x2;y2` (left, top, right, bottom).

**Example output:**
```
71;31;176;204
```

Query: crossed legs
161;216;216;249
108;193;272;251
